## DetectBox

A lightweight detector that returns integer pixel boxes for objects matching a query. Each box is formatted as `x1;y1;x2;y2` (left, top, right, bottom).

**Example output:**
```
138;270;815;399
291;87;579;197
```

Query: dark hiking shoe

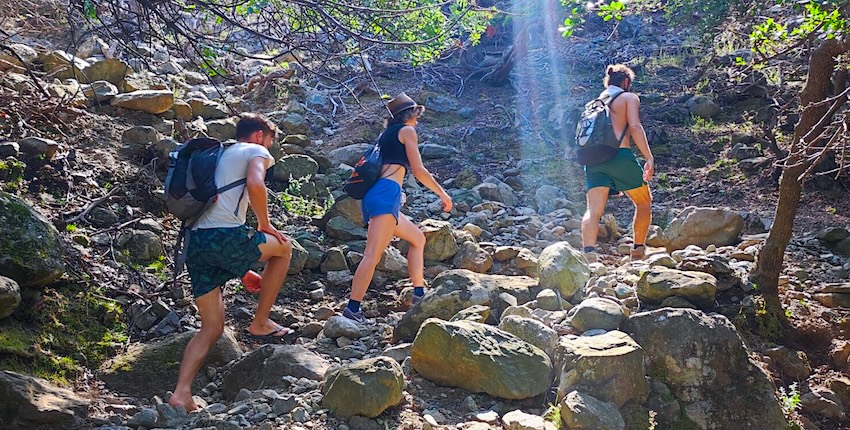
630;247;646;261
411;294;424;306
342;307;371;325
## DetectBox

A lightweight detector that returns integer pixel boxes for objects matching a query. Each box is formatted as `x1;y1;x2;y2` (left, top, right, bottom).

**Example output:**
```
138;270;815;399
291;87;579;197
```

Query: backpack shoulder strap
218;178;247;193
606;90;630;143
605;90;627;106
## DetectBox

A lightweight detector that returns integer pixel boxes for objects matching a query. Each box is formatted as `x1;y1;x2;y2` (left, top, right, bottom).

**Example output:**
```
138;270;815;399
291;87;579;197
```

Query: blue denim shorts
361;178;403;224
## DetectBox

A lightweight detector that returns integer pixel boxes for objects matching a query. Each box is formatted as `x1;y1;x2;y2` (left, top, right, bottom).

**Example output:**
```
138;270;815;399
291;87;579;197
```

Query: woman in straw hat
342;92;453;324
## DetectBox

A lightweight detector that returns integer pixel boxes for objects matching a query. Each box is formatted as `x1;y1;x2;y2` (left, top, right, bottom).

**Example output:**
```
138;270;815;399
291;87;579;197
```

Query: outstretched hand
440;193;453;213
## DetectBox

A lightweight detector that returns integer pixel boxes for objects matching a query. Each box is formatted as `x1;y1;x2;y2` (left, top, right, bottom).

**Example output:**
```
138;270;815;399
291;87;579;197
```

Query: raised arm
246;156;286;242
400;126;453;212
626;93;654;181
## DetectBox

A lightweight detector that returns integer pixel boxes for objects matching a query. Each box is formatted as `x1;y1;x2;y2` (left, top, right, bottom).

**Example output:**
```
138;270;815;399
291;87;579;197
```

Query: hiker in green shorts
169;114;293;411
581;64;655;262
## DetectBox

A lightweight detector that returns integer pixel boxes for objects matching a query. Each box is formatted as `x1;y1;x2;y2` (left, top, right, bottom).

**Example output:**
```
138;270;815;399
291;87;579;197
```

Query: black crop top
379;123;410;169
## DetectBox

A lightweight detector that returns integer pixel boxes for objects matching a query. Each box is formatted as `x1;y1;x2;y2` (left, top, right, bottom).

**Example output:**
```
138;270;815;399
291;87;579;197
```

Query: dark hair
235;113;277;140
604;64;635;88
384;106;424;127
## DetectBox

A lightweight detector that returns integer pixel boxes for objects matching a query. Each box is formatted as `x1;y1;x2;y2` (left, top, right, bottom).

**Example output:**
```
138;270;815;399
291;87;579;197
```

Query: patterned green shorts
186;225;266;298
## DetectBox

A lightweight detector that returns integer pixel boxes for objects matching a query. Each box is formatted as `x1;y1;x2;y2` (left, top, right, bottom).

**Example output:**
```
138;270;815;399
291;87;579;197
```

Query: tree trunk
753;38;850;315
480;24;529;86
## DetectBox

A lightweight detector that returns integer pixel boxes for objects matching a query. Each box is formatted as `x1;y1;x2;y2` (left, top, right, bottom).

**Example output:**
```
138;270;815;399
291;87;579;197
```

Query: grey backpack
575;89;628;166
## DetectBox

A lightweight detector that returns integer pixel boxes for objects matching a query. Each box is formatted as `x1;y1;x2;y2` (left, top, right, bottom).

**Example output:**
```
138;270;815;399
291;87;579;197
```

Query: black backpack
574;89;629;166
163;137;247;295
343;133;384;199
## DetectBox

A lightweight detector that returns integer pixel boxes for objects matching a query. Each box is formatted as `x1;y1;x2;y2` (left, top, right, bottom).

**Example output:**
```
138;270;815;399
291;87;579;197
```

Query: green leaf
83;0;97;19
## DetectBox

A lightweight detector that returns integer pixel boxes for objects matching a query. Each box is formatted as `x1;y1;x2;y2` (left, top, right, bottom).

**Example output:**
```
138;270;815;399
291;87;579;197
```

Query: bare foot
168;392;198;412
248;319;289;337
241;270;262;294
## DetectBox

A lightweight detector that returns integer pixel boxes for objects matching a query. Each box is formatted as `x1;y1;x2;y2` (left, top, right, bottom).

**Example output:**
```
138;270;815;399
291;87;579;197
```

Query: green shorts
585;148;645;193
186;225;266;298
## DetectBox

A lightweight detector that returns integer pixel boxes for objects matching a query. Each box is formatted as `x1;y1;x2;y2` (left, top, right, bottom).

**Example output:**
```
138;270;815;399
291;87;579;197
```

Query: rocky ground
3;3;850;430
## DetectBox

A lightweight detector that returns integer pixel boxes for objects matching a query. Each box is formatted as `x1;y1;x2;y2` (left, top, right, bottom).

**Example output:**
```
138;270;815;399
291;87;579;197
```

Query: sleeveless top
379;123;410;169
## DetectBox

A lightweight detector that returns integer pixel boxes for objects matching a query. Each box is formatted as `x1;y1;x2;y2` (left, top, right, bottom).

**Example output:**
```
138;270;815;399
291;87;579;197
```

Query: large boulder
569;298;627;332
273;154;319;183
686;95;720;119
394;269;537;342
556;331;647;407
0;192;64;287
636;268;717;309
318;196;364;228
205;117;238;141
829;237;850;256
452;241;493;273
538;242;590;299
474;179;518;206
0;276;21;320
328;143;371;167
82;58;132;85
116;229;163;263
99;330;241;398
420;143;460;159
321;357;404;418
111;90;174;114
326;216;367;240
280;113;311;136
283;134;311;147
18;137;59;159
378;246;407;272
498;315;558;361
662;207;744;251
420;219;458;261
0;371;89;430
411;319;552;399
560;391;625;430
621;308;787;429
122;126;162;158
222;344;330;399
288;238;309;274
0;44;37;70
82;80;119;103
39;50;88;80
535;185;565;215
323;315;362;339
187;98;228;120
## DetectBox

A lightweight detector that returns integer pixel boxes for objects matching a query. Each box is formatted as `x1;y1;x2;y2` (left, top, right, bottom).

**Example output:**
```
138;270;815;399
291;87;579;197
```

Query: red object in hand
242;270;262;294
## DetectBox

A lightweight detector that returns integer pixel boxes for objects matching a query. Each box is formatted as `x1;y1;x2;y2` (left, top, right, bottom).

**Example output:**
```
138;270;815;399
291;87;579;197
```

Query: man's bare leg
248;234;293;335
169;287;225;412
581;187;611;262
624;184;652;259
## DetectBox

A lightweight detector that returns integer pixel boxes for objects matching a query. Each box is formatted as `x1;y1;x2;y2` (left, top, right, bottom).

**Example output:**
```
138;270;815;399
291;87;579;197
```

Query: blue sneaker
342;307;371;325
411;294;424;306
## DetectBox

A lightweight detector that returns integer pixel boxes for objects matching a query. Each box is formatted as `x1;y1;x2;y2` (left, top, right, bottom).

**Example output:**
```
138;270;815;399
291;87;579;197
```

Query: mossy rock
0;192;64;287
1;286;127;385
454;168;481;189
99;330;241;398
321;357;404;418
